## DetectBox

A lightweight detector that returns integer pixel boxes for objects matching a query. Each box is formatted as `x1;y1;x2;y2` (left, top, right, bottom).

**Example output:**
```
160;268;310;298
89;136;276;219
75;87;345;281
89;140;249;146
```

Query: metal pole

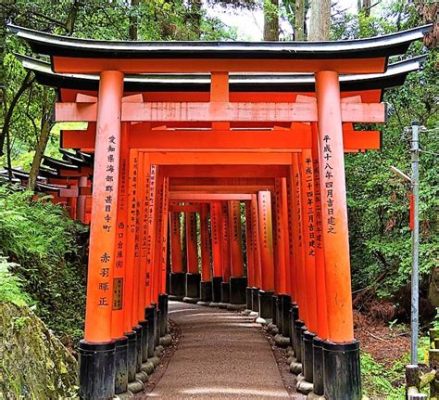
411;121;420;366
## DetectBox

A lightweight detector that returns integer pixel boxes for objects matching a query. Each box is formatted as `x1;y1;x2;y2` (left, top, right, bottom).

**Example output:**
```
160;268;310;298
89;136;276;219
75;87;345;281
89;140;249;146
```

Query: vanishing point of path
145;301;295;399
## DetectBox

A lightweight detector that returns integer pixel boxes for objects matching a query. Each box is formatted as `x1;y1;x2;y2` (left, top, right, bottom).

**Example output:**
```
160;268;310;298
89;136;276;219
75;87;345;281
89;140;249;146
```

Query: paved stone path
147;301;292;399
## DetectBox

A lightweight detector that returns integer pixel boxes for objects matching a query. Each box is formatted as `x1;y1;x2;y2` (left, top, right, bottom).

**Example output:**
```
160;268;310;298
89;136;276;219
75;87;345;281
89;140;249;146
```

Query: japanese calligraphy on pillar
294;168;303;248
96;133;118;308
313;156;323;250
160;178;169;281
112;127;128;311
304;156;315;256
146;164;157;281
322;134;336;234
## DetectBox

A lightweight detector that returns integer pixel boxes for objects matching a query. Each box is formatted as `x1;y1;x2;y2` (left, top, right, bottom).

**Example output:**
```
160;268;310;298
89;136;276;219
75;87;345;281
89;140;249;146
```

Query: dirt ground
354;310;411;367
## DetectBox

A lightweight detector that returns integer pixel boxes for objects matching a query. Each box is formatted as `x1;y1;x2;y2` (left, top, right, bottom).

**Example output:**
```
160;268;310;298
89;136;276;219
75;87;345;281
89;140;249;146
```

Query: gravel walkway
146;301;292;399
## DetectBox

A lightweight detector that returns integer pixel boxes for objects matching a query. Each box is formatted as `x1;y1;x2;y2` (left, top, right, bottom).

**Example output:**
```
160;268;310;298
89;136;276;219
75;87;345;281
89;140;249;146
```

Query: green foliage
361;351;405;399
331;3;439;301
0;184;88;341
0;255;30;307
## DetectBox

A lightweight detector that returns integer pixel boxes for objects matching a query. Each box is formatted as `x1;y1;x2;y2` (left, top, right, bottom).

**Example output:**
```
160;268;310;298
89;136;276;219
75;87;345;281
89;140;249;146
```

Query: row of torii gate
10;23;430;400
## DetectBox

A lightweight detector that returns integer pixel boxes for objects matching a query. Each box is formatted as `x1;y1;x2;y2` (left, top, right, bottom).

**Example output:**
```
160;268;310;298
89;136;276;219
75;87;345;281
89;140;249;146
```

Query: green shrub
0;184;88;342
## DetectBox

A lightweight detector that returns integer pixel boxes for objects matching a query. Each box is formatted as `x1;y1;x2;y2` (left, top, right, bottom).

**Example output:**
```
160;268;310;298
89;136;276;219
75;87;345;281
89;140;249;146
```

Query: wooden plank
56;102;386;123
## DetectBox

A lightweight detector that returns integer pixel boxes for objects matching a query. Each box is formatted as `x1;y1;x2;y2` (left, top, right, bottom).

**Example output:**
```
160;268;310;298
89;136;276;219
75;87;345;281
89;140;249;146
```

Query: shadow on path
143;301;294;399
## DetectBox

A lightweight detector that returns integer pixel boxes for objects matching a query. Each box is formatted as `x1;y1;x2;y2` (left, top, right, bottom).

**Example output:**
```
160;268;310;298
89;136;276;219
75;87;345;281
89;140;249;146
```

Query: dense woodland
0;1;437;398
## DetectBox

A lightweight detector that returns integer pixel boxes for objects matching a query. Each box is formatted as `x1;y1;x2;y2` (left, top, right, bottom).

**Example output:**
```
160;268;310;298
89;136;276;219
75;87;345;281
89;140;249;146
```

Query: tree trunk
263;0;279;41
28;89;53;191
359;0;372;17
308;0;331;41
415;0;438;49
129;0;140;40
294;0;305;41
188;0;202;39
0;72;34;157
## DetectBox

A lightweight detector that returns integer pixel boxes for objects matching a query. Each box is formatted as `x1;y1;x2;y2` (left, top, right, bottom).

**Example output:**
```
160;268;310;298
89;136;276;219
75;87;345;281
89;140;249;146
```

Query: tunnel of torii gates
9;23;431;400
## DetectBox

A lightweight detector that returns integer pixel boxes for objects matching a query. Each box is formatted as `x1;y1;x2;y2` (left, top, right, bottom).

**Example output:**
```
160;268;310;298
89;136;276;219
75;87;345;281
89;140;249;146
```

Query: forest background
0;1;437;398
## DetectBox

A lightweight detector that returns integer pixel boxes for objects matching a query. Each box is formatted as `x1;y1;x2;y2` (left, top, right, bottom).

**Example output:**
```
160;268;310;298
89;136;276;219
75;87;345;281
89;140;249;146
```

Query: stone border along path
141;300;305;399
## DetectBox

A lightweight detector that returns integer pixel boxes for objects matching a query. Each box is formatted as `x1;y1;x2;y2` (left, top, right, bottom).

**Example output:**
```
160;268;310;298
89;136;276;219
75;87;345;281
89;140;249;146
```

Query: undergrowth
361;336;431;399
0;256;30;307
0;184;88;343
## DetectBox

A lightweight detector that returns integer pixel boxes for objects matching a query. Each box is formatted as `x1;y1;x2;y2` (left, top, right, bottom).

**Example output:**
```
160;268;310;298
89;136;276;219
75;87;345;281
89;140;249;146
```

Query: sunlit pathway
146;301;293;399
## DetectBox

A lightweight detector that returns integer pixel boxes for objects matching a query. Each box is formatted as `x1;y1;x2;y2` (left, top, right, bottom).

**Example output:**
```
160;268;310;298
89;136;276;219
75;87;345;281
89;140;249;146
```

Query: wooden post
80;70;123;399
316;70;361;400
257;190;275;321
169;211;185;299
210;201;223;304
185;210;200;301
228;200;244;278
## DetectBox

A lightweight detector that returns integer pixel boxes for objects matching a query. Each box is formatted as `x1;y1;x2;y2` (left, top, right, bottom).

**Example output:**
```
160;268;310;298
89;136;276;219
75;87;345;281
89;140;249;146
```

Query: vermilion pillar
158;176;169;337
290;154;307;365
228;200;246;308
159;177;169;295
124;149;140;382
245;201;254;311
199;204;213;304
111;123;129;394
210;201;223;304
220;202;231;305
169;212;185;299
300;150;318;333
311;122;329;396
80;70;123;400
184;211;200;301
250;194;262;313
299;149;318;385
276;177;292;340
145;163;159;359
257;190;275;322
316;71;361;400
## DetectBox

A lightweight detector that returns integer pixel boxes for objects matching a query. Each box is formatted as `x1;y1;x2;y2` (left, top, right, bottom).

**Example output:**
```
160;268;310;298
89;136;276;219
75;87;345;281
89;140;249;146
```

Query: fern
0;256;31;307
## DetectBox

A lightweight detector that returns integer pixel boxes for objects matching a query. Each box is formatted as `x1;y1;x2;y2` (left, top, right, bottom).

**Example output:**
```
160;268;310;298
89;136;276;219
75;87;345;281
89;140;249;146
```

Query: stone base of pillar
198;281;213;305
114;336;128;395
125;331;137;383
245;287;253;311
229;276;247;306
144;306;156;359
168;272;186;300
184;273;201;302
219;281;231;308
323;340;361;400
301;329;315;384
269;294;278;329
158;294;168;337
79;340;116;400
257;290;274;323
138;320;149;363
251;287;259;313
293;319;305;363
290;303;299;348
134;324;143;372
312;337;325;397
278;294;291;338
210;276;222;305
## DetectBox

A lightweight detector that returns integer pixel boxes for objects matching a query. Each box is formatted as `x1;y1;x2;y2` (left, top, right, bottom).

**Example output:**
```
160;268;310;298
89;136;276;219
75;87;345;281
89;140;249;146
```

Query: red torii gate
10;23;429;400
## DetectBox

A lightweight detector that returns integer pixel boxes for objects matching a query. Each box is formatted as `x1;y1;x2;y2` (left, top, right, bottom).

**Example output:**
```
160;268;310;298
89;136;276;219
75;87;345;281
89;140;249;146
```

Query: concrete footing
229;276;247;307
199;281;213;304
185;273;201;301
169;272;186;300
258;290;274;321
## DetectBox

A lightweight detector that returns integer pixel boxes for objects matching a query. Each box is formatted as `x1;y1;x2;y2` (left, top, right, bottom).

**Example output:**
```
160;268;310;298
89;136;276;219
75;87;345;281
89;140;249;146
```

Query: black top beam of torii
7;23;431;61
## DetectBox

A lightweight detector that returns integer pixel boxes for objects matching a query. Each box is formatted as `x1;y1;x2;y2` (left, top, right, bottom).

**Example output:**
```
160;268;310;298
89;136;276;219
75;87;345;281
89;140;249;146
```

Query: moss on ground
0;302;78;399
